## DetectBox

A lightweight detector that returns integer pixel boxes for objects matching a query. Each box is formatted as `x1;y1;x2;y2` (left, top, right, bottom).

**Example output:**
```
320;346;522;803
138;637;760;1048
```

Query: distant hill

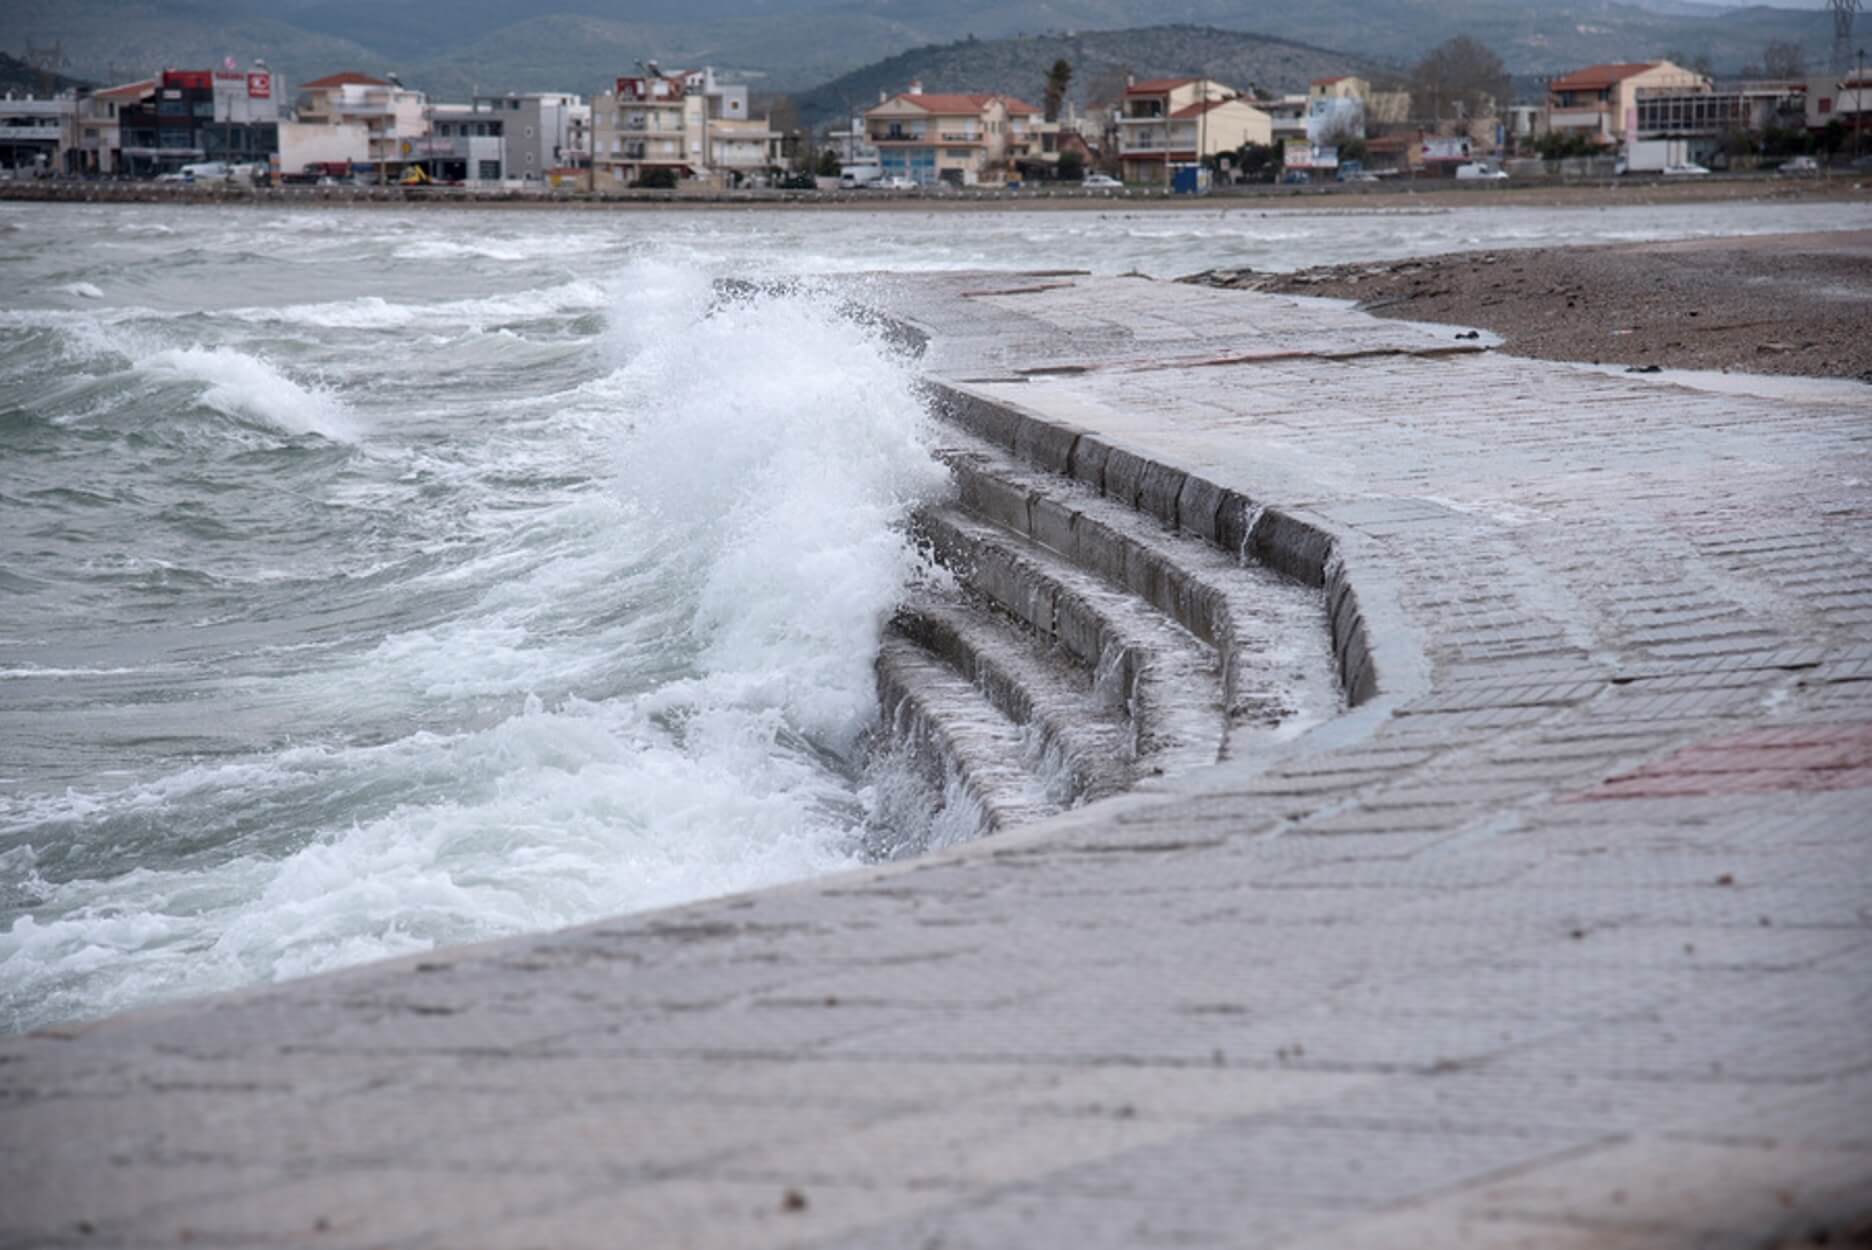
0;0;1841;101
0;49;92;95
795;27;1392;128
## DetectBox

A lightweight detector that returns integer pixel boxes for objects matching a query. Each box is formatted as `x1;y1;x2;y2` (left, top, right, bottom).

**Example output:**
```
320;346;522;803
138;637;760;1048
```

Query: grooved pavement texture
4;275;1870;1249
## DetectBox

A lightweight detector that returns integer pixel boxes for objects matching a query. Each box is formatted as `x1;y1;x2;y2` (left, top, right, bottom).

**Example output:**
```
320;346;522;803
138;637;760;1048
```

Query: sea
3;195;1867;1034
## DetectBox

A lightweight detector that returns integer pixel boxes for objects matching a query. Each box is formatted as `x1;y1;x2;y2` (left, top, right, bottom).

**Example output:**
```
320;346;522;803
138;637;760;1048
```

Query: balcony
1547;109;1610;131
937;131;982;143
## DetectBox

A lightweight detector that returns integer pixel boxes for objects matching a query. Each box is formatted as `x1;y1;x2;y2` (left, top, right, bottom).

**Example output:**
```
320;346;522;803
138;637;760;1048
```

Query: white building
282;72;427;181
593;66;779;189
0;94;76;175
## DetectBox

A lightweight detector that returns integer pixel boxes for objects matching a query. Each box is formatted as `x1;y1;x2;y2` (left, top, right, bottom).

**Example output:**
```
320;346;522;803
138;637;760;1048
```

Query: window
478;159;501;179
524;125;534;137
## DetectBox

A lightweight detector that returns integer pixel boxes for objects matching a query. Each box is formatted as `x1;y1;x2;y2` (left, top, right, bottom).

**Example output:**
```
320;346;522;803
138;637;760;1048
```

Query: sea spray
0;259;947;1033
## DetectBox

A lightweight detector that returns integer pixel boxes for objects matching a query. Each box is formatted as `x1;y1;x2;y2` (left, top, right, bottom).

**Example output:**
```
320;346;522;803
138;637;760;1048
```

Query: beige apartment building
593;66;779;189
864;84;1050;186
1545;61;1709;147
282;72;428;179
1117;77;1271;185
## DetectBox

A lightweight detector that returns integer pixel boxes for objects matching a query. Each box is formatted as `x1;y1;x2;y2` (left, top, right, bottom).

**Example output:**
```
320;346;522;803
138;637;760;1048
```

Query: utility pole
1833;0;1862;75
1858;46;1867;163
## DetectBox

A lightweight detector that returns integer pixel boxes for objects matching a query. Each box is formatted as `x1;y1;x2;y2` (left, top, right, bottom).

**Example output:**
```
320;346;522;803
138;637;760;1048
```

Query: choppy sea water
3;197;1867;1033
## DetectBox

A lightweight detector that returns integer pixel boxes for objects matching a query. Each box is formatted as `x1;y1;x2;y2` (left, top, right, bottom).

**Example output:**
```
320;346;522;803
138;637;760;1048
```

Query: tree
1057;150;1084;181
1666;50;1716;79
815;148;841;177
1411;36;1510;125
1044;58;1073;123
1231;141;1277;180
1762;40;1806;78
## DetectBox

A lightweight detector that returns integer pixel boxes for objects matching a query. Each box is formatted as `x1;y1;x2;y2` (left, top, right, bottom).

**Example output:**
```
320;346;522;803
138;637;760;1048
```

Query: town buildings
593;66;779;189
1116;77;1270;185
864;83;1054;187
1544;61;1709;148
281;72;424;181
113;68;283;177
0;94;75;175
69;80;155;175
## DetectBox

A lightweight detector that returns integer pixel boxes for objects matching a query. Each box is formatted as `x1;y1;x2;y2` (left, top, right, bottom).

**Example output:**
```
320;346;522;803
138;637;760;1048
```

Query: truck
1618;139;1691;176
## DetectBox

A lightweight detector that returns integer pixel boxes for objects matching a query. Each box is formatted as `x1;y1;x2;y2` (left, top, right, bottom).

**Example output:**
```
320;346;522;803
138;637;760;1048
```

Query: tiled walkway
4;275;1868;1249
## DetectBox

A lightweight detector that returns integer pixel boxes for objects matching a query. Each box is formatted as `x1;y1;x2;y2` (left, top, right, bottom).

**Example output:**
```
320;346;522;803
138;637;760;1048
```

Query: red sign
164;70;213;91
247;73;271;98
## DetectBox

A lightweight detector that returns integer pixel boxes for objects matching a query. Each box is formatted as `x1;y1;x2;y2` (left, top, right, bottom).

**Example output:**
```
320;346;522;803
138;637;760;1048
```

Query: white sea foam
0;263;946;1031
141;346;361;442
58;282;104;299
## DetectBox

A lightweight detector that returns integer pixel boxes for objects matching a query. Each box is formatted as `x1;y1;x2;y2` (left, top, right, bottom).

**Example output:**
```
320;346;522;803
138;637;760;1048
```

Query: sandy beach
1186;228;1872;380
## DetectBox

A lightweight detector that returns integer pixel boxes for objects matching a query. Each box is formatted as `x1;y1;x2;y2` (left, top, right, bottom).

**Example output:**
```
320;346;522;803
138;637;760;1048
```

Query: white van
838;164;883;190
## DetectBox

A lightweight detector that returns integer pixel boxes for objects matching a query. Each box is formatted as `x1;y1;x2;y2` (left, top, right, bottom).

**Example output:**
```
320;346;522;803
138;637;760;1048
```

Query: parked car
1777;156;1822;177
1081;173;1122;189
1339;170;1380;183
1279;169;1311;184
1662;162;1710;176
1455;163;1509;181
881;175;916;190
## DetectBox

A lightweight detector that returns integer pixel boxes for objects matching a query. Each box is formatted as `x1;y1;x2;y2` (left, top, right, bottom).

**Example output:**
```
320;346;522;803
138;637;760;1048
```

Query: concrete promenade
4;275;1871;1248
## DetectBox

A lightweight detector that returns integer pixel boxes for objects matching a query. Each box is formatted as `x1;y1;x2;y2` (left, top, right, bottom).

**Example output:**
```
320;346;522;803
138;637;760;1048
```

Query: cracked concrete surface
3;274;1869;1249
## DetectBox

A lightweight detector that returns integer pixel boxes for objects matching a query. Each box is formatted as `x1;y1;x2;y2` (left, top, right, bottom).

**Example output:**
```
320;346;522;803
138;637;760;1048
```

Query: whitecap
140;346;361;442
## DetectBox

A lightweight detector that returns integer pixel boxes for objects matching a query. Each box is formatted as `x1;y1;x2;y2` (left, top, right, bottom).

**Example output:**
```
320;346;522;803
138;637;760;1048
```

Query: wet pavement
3;275;1869;1249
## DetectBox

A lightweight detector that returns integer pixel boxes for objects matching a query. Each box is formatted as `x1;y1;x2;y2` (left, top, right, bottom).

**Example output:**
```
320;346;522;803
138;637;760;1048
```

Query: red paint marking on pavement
1573;722;1872;800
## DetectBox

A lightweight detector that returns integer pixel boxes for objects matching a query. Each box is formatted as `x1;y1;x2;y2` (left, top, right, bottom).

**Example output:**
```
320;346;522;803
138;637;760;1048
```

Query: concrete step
914;502;1226;777
873;635;1064;843
931;432;1343;757
892;591;1136;805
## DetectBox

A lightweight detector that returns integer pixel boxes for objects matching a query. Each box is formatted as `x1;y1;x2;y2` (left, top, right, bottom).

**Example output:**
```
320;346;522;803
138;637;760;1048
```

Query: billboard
1420;136;1473;163
1284;139;1339;170
248;73;272;99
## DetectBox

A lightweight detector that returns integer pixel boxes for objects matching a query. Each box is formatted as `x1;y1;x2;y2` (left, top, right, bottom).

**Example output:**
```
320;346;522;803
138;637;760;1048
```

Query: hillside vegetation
794;27;1393;126
0;0;1838;101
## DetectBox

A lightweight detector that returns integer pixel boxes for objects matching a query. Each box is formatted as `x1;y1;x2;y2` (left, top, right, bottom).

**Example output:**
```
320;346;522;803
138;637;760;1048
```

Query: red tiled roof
1170;99;1236;118
300;72;391;89
886;92;1041;116
1549;63;1658;92
96;78;157;98
1124;77;1197;95
890;92;996;113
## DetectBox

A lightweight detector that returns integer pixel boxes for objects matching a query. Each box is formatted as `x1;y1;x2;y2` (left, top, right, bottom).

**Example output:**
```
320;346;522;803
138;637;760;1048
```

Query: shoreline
3;173;1866;214
1186;228;1872;381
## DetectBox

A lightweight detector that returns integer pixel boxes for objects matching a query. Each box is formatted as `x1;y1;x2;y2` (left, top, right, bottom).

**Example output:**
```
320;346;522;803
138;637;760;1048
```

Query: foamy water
2;197;1867;1033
